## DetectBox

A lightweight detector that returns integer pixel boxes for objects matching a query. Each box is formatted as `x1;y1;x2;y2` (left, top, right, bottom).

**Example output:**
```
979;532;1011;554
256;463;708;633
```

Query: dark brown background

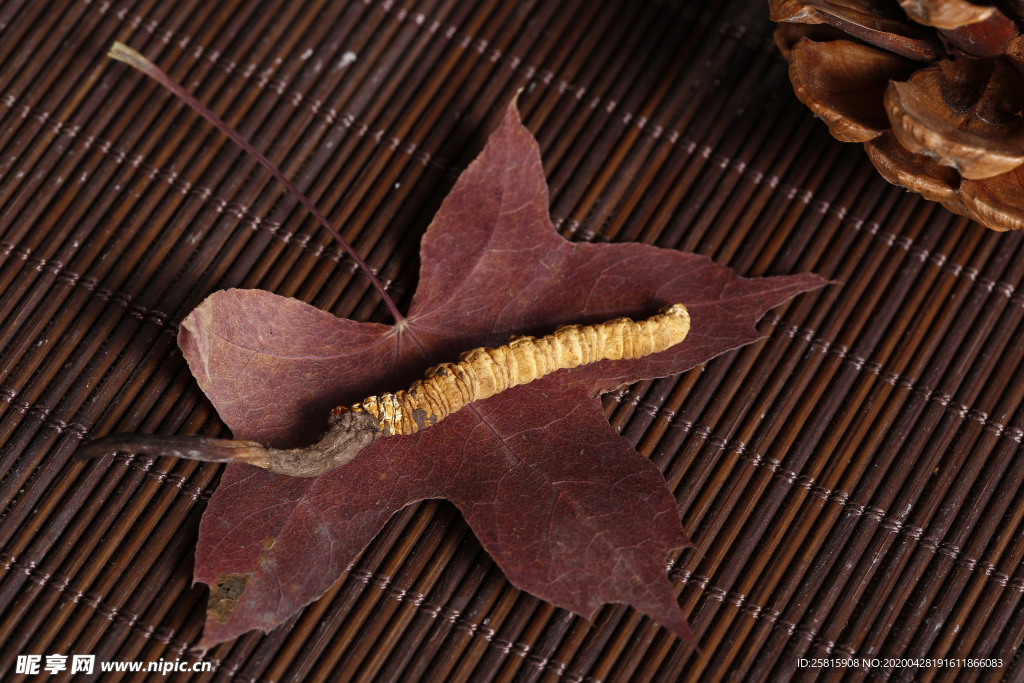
2;0;1023;680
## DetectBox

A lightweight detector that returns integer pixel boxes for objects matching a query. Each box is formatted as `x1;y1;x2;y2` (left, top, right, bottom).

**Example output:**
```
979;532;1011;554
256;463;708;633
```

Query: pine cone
771;0;1024;231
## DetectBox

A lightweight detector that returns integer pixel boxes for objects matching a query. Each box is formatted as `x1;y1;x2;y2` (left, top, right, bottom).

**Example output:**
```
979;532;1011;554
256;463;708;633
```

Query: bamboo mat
1;0;1023;680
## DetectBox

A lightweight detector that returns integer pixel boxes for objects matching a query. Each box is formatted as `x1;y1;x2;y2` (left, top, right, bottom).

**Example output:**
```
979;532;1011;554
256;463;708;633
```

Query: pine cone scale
773;0;1024;230
961;170;1024;230
772;0;944;59
898;0;998;28
884;60;1024;179
864;130;963;200
939;9;1018;56
790;38;917;141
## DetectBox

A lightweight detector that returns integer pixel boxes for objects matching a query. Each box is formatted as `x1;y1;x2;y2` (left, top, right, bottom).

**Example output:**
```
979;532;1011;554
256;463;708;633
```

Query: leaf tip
193;630;222;653
504;88;526;127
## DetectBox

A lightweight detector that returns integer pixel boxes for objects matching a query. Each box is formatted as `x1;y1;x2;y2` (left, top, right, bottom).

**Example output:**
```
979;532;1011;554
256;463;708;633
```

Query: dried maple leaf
173;102;827;648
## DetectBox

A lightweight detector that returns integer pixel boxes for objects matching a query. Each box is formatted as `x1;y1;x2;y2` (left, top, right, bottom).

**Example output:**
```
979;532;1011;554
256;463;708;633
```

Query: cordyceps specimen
86;38;828;648
772;0;1024;231
77;305;691;477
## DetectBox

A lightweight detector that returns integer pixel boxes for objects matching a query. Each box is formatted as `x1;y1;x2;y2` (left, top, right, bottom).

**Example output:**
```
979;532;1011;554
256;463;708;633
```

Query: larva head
263;408;381;477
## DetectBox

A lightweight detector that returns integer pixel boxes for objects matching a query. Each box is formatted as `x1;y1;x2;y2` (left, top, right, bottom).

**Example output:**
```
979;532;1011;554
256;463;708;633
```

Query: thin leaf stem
108;41;404;323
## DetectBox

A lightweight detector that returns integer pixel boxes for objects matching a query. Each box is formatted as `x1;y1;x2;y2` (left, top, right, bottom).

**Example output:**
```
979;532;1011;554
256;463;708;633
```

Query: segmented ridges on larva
354;304;689;437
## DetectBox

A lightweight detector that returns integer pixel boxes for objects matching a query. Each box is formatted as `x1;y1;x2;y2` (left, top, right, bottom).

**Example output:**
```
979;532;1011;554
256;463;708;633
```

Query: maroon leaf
183;101;829;647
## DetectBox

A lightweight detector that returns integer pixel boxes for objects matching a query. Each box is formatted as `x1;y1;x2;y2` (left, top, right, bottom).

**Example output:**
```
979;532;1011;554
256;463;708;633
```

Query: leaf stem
108;41;404;323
